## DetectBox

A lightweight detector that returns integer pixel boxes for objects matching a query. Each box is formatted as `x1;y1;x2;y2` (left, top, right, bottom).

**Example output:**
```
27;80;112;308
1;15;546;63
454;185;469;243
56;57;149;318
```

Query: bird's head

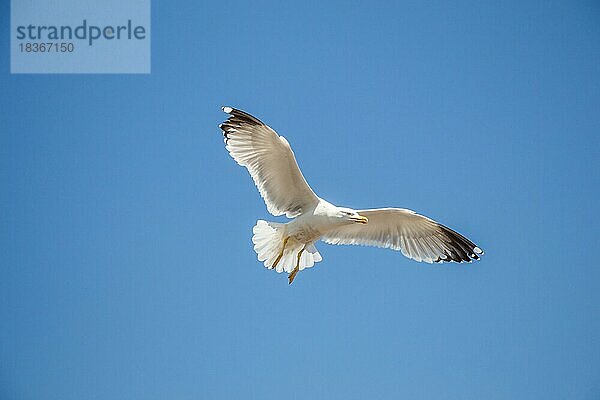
337;208;368;225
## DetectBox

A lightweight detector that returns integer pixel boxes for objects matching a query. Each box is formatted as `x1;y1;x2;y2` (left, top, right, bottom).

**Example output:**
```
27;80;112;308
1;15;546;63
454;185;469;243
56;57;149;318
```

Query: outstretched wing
322;208;483;263
219;107;319;217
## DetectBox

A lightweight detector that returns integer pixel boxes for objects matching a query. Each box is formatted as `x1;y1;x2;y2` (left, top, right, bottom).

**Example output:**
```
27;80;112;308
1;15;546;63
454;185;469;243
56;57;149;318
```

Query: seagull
219;106;484;284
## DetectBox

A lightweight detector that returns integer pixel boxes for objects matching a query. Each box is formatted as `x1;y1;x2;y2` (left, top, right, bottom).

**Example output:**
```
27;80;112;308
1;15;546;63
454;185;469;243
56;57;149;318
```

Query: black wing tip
218;106;267;144
430;225;484;264
443;224;484;263
219;106;266;126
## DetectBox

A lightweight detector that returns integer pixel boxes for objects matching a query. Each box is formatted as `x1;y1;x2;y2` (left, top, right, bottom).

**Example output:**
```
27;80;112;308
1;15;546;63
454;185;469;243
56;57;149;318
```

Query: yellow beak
350;215;369;224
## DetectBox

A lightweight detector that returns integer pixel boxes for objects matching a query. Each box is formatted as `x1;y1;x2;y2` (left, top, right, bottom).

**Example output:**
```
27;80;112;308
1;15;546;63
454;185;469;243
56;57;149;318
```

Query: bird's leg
271;236;290;270
288;246;306;284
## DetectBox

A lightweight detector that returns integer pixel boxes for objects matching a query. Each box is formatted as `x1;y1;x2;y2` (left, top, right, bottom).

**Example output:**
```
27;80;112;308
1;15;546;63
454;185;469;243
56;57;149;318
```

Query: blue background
1;1;599;399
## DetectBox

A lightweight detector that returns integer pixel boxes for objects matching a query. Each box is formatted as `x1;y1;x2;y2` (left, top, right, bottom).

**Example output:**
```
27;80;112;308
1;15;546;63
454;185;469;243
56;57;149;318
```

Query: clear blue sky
1;1;599;399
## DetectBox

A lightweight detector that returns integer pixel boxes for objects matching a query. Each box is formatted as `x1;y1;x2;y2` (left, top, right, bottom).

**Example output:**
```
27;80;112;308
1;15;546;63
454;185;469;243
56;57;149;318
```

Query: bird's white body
219;107;483;283
251;199;347;276
285;199;342;242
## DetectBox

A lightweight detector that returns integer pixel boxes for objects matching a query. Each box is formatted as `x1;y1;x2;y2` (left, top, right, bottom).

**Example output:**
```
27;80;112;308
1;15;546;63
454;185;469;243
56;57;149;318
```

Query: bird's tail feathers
252;220;322;273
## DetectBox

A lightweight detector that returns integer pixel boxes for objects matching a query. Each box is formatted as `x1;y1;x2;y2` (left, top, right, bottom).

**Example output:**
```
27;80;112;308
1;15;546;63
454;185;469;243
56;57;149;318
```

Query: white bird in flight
219;107;484;284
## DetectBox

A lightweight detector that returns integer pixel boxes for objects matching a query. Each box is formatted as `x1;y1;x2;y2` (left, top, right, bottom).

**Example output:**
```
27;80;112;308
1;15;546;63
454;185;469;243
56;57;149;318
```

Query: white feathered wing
219;106;319;218
322;208;483;263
